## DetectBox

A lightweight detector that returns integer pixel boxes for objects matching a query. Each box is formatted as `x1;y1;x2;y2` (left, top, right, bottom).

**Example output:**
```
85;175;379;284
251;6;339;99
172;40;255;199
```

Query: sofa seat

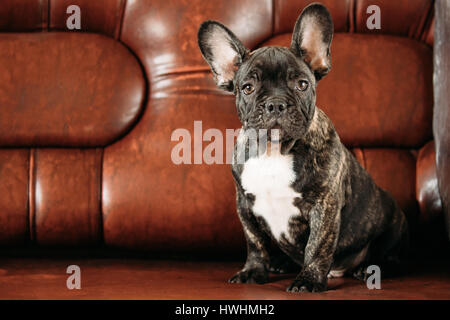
1;258;449;300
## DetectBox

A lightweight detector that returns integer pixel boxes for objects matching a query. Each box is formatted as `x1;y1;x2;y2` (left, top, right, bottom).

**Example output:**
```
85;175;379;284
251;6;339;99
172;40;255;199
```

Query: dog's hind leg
352;204;409;281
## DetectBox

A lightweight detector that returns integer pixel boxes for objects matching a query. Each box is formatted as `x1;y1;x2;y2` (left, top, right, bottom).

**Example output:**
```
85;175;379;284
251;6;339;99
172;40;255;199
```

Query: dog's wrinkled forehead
236;47;314;84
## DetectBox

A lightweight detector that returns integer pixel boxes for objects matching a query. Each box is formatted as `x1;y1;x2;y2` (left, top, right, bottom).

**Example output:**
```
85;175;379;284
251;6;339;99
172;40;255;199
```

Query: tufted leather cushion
0;150;29;245
102;94;243;252
0;33;145;147
0;0;49;32
31;149;103;245
354;0;433;37
274;0;351;34
49;0;125;38
0;0;126;38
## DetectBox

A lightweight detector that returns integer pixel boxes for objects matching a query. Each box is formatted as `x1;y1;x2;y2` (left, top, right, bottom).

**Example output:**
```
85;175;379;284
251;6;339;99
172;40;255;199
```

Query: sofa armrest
416;141;442;222
433;0;450;238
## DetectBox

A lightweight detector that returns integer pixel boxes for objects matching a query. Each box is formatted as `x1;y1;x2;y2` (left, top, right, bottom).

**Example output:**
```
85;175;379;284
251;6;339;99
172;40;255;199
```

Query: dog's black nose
265;100;287;114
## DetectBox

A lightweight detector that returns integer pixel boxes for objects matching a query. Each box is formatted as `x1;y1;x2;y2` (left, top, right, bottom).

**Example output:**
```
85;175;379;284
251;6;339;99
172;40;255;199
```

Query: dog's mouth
241;121;297;155
267;123;299;154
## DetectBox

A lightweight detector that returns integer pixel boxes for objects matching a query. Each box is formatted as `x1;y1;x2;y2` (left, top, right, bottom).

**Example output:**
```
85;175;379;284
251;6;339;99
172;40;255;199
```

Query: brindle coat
198;3;409;292
231;108;408;292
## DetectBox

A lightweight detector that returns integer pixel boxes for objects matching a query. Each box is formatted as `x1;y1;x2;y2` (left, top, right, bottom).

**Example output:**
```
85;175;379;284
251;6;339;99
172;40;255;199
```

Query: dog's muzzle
263;98;288;116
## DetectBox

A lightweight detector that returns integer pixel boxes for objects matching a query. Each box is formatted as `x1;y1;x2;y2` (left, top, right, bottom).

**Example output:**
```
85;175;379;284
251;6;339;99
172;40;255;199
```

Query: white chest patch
241;149;302;241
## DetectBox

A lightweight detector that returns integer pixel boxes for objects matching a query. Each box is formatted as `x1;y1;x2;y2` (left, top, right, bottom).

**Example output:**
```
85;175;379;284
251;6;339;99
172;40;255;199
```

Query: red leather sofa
0;0;449;299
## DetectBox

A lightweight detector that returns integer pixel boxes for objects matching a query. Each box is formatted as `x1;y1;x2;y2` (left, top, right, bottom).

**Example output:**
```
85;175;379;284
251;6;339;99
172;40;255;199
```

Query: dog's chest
241;152;302;241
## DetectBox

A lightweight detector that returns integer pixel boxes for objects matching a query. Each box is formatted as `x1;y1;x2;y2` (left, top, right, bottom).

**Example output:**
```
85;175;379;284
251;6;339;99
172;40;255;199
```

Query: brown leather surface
49;0;125;38
0;258;449;299
355;0;433;39
260;33;433;147
0;32;145;147
120;0;273;79
434;0;450;238
274;0;351;34
351;148;419;223
416;141;442;222
0;0;48;31
32;149;103;245
0;150;29;245
102;93;245;252
0;0;124;37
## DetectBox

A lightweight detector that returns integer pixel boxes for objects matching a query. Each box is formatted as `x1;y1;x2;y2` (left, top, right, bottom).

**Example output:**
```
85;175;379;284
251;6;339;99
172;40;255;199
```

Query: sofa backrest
0;0;442;255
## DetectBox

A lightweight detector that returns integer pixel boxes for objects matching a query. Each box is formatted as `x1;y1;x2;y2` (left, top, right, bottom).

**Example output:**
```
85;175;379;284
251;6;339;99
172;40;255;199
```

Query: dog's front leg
287;201;340;292
229;187;271;284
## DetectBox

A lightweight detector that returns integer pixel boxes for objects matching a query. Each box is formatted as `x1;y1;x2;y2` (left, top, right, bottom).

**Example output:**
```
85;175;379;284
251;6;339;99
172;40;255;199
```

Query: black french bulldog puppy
198;3;409;292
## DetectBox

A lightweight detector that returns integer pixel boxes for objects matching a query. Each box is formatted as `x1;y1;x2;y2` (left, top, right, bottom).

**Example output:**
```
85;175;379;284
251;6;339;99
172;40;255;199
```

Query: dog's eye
242;84;255;95
296;80;309;91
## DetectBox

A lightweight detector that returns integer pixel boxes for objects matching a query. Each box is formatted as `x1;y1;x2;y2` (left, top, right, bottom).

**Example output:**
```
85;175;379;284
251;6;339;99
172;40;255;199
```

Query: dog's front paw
228;268;269;284
286;277;327;293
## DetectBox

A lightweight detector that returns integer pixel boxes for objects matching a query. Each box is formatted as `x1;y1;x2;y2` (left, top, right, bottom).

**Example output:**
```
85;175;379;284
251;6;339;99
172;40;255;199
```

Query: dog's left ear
290;3;333;81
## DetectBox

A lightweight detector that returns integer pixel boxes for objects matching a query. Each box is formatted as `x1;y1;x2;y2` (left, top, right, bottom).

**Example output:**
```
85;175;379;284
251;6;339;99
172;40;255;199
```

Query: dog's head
198;3;333;142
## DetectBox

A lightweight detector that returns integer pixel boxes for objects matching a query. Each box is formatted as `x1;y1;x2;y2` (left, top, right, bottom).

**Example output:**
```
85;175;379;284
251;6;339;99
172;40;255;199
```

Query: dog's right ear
198;21;249;92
